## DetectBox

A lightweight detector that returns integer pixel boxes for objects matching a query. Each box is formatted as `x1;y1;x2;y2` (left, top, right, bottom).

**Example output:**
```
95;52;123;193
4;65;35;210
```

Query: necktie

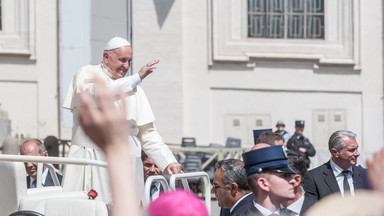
32;179;37;188
150;184;159;200
220;208;230;216
342;170;350;195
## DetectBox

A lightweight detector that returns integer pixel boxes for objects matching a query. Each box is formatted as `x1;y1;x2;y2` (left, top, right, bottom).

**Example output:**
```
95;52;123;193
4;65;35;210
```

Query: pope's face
104;46;133;79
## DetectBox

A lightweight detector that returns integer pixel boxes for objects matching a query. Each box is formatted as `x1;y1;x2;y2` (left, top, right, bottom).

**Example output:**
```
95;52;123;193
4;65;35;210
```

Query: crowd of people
15;36;384;216
214;128;373;216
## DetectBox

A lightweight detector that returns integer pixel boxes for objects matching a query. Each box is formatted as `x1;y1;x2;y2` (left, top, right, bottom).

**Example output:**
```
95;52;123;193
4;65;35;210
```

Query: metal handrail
0;154;107;188
44;163;60;187
143;175;170;206
169;171;211;213
0;155;107;167
35;163;61;188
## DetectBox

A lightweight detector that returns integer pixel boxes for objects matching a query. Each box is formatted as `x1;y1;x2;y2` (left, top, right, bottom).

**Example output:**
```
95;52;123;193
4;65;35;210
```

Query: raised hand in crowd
78;76;140;216
366;147;384;194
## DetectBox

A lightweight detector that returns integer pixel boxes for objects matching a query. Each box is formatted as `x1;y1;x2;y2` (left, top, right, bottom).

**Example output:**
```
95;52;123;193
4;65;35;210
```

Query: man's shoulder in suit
352;164;370;189
230;193;254;216
306;161;331;179
45;171;63;186
309;161;330;172
235;202;263;216
301;193;317;214
303;161;334;201
353;164;367;172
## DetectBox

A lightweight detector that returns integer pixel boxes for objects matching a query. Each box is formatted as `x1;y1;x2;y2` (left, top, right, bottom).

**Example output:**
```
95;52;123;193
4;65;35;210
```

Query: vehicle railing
0;154;107;167
143;175;170;206
0;154;107;188
42;163;60;188
55;140;249;166
169;171;211;213
0;154;212;213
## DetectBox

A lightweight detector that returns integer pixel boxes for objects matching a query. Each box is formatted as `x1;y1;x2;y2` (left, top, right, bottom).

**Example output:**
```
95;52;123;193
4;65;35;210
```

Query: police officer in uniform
274;120;291;145
287;120;316;169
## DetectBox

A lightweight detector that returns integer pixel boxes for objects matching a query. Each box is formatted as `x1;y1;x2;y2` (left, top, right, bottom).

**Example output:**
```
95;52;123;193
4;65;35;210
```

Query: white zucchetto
104;37;131;51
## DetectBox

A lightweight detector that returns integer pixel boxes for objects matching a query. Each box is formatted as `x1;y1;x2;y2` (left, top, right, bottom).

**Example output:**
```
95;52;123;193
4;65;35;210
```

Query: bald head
20;139;48;178
20;139;47;156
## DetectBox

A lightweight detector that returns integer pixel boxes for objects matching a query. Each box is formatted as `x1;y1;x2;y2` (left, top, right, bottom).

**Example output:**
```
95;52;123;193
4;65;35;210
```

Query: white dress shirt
150;181;161;201
280;192;305;216
253;200;281;216
330;159;355;196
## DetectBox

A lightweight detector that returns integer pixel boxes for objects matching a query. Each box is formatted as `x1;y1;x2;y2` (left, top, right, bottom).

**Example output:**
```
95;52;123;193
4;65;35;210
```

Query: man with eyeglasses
212;159;253;216
63;37;181;202
304;130;370;201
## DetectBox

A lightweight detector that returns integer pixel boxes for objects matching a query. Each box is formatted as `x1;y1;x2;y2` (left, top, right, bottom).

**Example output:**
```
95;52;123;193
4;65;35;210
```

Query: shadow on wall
153;0;175;28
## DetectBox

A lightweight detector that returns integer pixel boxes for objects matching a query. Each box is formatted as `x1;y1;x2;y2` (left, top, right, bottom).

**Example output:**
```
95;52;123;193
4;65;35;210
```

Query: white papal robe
63;63;177;203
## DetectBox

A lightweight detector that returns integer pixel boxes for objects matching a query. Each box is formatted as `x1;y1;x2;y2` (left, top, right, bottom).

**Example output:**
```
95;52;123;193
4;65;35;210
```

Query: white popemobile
0;153;211;215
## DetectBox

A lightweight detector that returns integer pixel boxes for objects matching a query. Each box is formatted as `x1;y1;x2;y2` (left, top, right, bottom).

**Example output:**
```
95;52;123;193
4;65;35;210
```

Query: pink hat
147;190;209;216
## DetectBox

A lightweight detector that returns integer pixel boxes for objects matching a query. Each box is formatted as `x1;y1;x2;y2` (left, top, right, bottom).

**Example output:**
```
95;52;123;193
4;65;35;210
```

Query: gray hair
328;130;357;152
105;50;114;57
215;159;249;191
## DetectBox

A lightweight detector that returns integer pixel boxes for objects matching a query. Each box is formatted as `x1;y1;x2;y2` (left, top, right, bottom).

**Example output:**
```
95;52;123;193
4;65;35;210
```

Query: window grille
248;0;324;39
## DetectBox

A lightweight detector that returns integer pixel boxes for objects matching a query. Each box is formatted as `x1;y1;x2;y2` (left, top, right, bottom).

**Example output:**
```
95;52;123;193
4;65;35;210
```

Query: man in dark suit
212;159;253;216
304;130;370;201
142;151;163;201
241;145;297;216
20;139;62;188
281;149;316;215
26;170;62;188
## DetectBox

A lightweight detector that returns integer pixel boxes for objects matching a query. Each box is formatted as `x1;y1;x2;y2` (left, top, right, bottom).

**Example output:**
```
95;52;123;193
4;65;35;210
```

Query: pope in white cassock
63;37;182;203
